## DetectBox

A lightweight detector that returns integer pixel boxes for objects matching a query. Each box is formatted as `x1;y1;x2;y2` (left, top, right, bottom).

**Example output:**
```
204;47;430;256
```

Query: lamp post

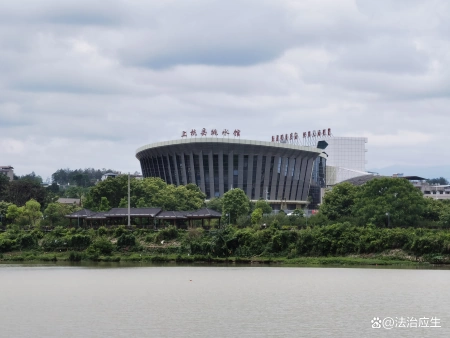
386;212;390;228
225;213;230;226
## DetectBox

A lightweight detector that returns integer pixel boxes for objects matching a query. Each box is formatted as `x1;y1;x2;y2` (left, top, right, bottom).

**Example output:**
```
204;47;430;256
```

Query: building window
176;154;184;185
268;156;275;198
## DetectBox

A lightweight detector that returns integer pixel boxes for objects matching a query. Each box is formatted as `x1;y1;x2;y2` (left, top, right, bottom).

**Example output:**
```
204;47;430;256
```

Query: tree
0;174;9;200
206;197;223;212
255;199;272;214
98;197;111;212
251;208;263;225
353;178;426;227
222;188;250;224
44;203;79;227
427;177;449;185
6;204;23;223
5;180;47;207
84;176;206;211
23;199;43;227
319;183;359;220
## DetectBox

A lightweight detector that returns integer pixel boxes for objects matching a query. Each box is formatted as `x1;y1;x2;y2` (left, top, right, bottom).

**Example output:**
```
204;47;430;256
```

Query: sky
0;0;449;181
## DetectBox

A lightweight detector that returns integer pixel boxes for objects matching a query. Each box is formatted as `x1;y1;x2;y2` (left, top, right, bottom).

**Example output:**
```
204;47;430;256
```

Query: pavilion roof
103;208;161;217
65;209;97;218
186;208;222;218
155;211;188;219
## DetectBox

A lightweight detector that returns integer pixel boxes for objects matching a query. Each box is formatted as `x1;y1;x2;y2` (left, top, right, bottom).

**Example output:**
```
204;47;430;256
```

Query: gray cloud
0;0;449;180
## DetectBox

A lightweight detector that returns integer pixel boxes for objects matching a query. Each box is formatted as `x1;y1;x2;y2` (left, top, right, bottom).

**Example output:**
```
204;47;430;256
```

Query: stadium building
136;130;368;210
136;135;327;210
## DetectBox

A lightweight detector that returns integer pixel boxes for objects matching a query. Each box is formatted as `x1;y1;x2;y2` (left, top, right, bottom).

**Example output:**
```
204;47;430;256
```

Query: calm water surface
0;264;449;337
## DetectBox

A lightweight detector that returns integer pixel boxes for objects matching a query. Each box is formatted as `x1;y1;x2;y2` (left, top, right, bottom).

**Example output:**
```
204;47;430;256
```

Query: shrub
69;234;91;250
91;237;114;255
155;226;178;242
114;226;127;237
98;226;108;236
0;239;15;253
18;234;37;250
68;251;83;262
117;233;136;248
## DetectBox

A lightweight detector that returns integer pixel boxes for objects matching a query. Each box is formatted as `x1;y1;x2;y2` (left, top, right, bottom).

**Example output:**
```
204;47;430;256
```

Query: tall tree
6;180;47;207
222;188;250;224
353;177;426;227
320;182;359;220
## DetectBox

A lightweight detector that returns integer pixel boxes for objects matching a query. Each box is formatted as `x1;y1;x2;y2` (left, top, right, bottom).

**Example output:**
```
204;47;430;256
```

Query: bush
155;226;178;242
0;239;15;253
68;251;83;262
117;233;136;248
18;234;37;250
114;226;127;238
91;237;114;255
98;226;108;236
69;234;91;250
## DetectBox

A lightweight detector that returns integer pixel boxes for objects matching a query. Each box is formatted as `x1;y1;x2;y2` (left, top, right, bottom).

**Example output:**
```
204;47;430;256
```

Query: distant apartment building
0;166;14;181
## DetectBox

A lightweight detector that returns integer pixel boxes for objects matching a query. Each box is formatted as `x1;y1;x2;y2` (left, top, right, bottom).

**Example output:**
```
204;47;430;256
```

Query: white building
324;137;369;186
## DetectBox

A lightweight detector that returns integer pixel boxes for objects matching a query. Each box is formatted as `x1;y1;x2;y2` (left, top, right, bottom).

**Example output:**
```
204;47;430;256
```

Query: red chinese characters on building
201;128;207;136
303;132;307;138
181;131;187;138
190;129;197;137
233;129;241;137
294;132;299;140
280;134;284;141
317;130;322;137
272;136;275;142
276;135;279;142
222;129;229;136
211;129;218;136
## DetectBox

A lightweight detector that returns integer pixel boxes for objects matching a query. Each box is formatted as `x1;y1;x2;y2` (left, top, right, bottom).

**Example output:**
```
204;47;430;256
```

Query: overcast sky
0;0;449;181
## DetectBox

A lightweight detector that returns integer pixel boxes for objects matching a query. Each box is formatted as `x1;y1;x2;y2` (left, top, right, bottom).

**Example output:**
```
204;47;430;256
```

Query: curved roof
136;137;322;158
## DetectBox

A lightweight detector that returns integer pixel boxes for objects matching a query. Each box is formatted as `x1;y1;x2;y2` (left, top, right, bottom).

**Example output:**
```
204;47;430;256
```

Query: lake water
0;264;449;337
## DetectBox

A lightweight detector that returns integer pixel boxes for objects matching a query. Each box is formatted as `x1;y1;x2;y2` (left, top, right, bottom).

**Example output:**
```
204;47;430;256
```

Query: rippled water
0;264;449;337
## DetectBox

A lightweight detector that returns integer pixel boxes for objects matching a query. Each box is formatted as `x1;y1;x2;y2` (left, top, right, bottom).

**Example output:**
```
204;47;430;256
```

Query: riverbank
0;250;440;266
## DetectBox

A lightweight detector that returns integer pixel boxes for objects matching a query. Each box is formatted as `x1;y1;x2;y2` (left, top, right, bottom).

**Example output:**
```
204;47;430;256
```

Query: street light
225;213;230;226
386;212;390;228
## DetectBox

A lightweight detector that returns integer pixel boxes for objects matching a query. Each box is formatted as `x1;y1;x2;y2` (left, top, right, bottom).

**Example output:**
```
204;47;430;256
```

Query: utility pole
128;173;131;227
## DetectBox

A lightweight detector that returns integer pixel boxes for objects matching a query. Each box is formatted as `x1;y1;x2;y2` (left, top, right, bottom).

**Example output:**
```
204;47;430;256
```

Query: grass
0;250;429;266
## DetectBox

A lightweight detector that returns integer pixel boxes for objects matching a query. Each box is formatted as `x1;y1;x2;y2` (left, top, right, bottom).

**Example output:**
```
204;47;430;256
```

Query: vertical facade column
295;157;308;200
181;153;187;185
254;154;263;199
198;151;206;194
238;153;244;190
283;157;295;200
218;150;224;197
228;151;233;190
277;157;287;200
208;151;214;199
289;157;302;200
189;153;196;185
270;155;280;200
246;154;254;197
301;157;315;201
172;154;179;185
263;155;272;200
